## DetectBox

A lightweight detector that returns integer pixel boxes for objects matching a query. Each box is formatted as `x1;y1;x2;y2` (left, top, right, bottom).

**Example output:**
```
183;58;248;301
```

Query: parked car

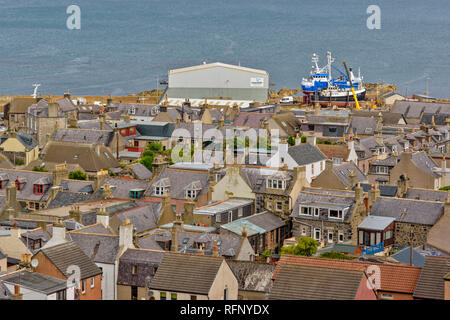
279;96;293;103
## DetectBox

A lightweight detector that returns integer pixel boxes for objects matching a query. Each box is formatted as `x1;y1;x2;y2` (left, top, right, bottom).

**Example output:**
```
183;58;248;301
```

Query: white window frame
276;202;283;211
314;228;321;241
91;277;95;288
328;230;333;243
216;213;221;223
328;209;344;220
301;227;306;236
238;207;243;217
338;231;344;243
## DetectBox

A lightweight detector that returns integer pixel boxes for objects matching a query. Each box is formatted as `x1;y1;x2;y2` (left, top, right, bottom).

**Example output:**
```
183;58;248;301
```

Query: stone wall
394;222;431;247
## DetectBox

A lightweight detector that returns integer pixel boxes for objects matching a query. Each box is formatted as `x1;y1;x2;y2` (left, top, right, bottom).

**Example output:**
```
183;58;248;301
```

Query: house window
338;231;344;243
238;207;243;217
160;292;166;300
329;209;344;219
56;290;66;300
314;228;321;241
190;295;197;300
328;231;333;243
155;186;168;196
35;203;39;210
132;265;137;274
385;230;392;240
333;157;343;165
267;179;285;189
381;293;394;300
359;231;364;245
308;125;314;131
171;293;177;300
224;288;228;300
216;213;221;223
301;227;306;236
185;189;198;199
329;127;337;133
276;202;283;211
131;286;138;300
91;277;95;288
134;140;139;147
81;280;86;294
130;190;144;199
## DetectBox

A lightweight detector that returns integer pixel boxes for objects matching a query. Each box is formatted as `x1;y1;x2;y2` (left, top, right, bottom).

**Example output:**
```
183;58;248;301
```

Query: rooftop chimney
368;184;380;209
397;174;409;198
119;218;134;250
183;199;195;225
171;212;183;252
348;169;357;189
69;205;82;223
42;219;67;249
157;192;176;227
96;205;109;228
242;226;247;238
11;285;22;300
354;183;364;204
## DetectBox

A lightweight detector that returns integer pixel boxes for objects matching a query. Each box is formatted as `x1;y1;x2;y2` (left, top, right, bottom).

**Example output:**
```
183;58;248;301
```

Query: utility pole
410;229;414;266
115;123;119;161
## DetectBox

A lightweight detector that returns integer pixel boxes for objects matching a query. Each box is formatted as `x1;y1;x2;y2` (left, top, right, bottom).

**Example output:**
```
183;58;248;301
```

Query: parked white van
279;96;293;103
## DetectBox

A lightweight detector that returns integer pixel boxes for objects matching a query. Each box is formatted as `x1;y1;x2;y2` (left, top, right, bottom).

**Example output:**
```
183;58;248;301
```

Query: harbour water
0;0;449;98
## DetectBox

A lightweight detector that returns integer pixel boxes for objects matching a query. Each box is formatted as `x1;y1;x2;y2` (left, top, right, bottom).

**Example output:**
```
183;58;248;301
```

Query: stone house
311;160;367;190
291;185;368;246
3;97;36;130
0;130;39;166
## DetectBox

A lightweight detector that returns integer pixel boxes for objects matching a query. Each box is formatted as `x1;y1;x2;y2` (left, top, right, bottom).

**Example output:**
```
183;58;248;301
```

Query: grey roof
358;215;395;231
128;163;152;180
390;246;426;267
52;129;115;147
349;116;378;136
240;167;293;195
292;189;356;222
194;198;254;215
77;120;114;130
47;192;101;209
0;250;5;259
60;179;95;194
269;264;366;300
0;130;37;151
0;169;54;202
56;98;77;112
358;184;398;197
332;162;368;187
408;152;440;178
287;143;327;166
97;177;149;199
149;253;225;295
403;188;447;202
146;168;210;200
164;87;268;103
227;260;275;292
413;256;450;300
67;232;119;264
392;101;450;118
36;241;102;280
0;270;67;295
370;197;443;225
114;202;162;234
220;211;285;236
117;248;166;287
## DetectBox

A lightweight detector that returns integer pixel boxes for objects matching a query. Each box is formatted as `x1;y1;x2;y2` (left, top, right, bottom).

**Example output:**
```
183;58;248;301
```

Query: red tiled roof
273;255;422;294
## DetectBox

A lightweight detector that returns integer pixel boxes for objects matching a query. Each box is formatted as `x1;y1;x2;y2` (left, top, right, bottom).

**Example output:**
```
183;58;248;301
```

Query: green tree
32;166;47;172
69;170;87;180
147;142;163;152
319;251;355;260
287;135;296;146
142;149;155;158
301;136;307;143
280;237;318;257
140;155;154;171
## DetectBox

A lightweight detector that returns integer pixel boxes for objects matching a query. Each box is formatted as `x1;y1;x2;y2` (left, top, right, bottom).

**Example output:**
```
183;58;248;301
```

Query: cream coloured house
0;130;39;166
211;165;254;201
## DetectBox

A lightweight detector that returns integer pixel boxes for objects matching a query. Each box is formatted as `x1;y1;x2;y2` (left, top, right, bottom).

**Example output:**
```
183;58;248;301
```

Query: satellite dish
31;259;39;268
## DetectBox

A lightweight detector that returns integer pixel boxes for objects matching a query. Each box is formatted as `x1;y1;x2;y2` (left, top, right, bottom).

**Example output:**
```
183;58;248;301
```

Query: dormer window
267;179;286;189
328;207;348;220
154;178;170;196
33;184;43;194
0;175;9;190
15;178;26;191
184;181;202;200
129;106;136;115
299;206;319;217
130;188;144;199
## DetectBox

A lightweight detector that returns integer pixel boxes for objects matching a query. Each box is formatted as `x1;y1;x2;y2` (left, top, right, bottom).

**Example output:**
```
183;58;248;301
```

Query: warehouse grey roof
0;270;67;295
149;253;225;295
287;143;327;166
36;241;102;280
358;215;395;231
369;197;443;225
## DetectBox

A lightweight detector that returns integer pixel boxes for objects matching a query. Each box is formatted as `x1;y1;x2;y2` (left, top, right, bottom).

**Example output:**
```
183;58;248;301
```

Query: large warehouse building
160;62;269;107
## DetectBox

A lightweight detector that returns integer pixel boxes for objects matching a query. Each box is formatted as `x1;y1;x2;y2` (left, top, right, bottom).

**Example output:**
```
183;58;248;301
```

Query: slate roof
358;184;398;197
117;248;166;287
403;188;447;202
413;256;450;300
149;253;224;295
42;142;120;172
97;177;149;199
114;202;162;234
369;197;443;225
317;243;359;255
60;179;95;194
390;246;426;267
233;113;272;128
66;232;119;264
332;162;368;187
36;241;102;280
56;98;77;112
0;270;67;295
0;130;38;151
227;260;275;292
0;169;54;202
392;101;450;118
286;143;327;166
349;116;377;136
47;192;100;209
52;129;115;147
352;110;406;125
273;255;422;294
128;163;152;180
146;168;210;200
269;264;367;300
240;167;293;195
409;151;440;178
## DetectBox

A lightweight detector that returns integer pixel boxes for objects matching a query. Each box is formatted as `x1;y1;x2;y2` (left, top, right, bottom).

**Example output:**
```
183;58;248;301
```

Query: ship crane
342;60;361;110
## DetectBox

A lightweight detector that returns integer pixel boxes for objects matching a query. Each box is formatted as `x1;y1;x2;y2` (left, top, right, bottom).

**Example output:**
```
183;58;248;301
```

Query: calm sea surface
0;0;449;98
